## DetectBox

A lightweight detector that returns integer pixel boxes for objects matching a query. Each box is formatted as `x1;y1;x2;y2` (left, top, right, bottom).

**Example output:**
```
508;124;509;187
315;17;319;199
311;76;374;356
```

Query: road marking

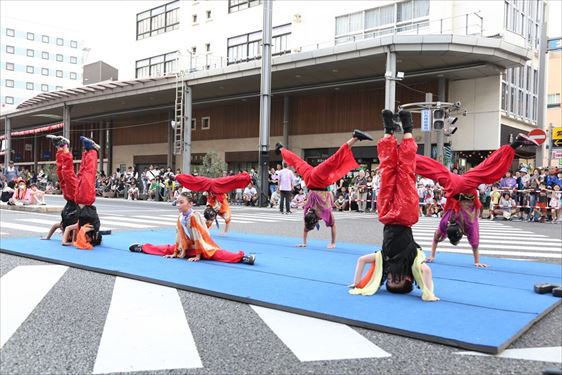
250;305;390;362
413;235;562;247
102;216;174;225
96;219;156;228
93;278;202;374
414;240;561;253
456;346;562;363
420;247;561;259
0;265;68;348
16;218;60;226
0;222;51;233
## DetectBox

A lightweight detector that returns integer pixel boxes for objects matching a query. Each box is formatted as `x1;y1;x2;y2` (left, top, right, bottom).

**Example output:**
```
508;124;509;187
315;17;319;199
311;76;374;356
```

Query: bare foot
474;262;488;268
61;242;72;246
296;243;307;248
425;256;435;263
327;243;336;249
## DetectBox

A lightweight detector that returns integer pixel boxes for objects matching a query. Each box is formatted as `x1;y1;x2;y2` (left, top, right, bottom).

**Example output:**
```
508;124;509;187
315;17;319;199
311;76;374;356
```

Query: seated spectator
29;183;46;205
1;180;16;203
243;183;258;206
334;194;347;212
496;192;516;220
9;179;32;205
148;176;164;201
270;189;280;208
128;178;140;200
291;189;307;209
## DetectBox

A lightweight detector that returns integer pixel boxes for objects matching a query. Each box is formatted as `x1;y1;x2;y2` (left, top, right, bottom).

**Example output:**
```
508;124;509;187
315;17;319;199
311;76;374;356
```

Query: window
26;65;34;73
205;43;211;52
228;0;262;13
201;116;210;129
206;10;212;19
27;32;34;40
504;0;542;48
335;0;429;44
42;68;49;76
56;37;63;46
501;64;539;122
56;54;63;62
6;45;14;54
227;24;291;64
135;51;178;78
192;14;198;23
136;0;180;40
26;82;34;90
548;93;561;107
191;118;196;130
27;49;34;57
70;72;77;80
6;62;14;71
6;79;14;88
56;70;63;78
70;40;77;48
70;56;77;64
5;96;14;105
55;86;63;90
42;51;49;60
6;28;15;37
42;35;49;43
41;84;48;92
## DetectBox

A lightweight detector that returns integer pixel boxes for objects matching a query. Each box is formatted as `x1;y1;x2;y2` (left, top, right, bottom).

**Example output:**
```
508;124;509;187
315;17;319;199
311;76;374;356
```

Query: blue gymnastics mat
1;229;560;354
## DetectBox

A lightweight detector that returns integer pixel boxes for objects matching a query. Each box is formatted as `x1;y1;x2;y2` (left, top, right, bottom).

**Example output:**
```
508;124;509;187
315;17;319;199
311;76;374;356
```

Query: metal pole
33;135;38;174
182;86;192;174
4;117;11;165
167;110;174;169
282;96;289;147
107;120;113;174
384;50;396;111
98;121;104;173
424;93;433;157
258;0;273;207
535;1;548;167
436;78;447;164
547;123;553;167
63;105;71;140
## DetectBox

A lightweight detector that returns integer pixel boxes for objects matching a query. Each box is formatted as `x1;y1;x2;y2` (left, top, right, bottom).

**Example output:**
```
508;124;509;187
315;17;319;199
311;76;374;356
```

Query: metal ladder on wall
173;71;185;155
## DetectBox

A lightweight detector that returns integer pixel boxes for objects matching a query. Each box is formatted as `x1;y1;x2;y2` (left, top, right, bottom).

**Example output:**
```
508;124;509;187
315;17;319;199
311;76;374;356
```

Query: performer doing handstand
349;110;438;301
415;133;539;267
129;192;256;265
174;172;251;234
275;129;373;249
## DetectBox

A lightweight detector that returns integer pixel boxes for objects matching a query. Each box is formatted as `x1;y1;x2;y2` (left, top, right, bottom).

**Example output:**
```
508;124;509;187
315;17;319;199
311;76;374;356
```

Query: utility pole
436;78;447;164
535;0;548;167
258;0;272;207
424;93;432;157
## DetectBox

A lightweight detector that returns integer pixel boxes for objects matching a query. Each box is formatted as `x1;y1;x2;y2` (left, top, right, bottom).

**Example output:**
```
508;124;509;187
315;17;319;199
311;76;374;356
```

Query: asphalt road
1;195;561;375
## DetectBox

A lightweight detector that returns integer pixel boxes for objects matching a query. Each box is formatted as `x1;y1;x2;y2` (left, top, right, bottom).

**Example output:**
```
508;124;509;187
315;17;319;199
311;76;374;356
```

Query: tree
192;151;226;177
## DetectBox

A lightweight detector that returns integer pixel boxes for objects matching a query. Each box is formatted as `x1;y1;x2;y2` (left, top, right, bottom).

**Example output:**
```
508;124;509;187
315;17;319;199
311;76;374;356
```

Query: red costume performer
175;173;251;229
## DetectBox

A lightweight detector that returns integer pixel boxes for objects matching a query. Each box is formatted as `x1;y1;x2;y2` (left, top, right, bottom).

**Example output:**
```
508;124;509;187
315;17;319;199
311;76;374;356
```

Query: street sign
421;109;431;132
553;127;562;140
553;139;562;147
552;150;562;159
528;129;547;145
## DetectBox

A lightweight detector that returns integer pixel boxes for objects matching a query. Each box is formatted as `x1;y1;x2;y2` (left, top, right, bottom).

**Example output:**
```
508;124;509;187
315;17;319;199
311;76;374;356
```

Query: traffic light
433;108;445;130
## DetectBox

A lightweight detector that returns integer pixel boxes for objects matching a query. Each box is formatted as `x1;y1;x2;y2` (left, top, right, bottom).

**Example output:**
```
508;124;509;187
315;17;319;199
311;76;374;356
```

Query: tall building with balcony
0;18;85;111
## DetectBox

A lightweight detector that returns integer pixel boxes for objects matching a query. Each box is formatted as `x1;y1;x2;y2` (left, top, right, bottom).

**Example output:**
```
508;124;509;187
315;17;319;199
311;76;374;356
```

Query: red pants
280;143;359;189
377;137;419;227
141;243;244;263
56;150;97;205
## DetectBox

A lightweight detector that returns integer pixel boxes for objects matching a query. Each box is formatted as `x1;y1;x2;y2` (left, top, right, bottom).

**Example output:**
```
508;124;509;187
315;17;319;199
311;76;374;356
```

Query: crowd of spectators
2;159;561;223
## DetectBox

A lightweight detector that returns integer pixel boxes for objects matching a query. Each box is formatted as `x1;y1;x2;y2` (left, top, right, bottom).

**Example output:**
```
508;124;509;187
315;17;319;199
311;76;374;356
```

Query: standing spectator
4;161;18;182
268;167;278;197
277;162;295;214
354;169;368;212
550;184;561;222
499;171;517;189
489;185;501;220
545;167;559;188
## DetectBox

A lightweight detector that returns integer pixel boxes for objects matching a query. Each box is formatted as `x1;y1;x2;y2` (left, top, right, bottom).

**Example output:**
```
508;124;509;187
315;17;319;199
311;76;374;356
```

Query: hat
520;167;528;173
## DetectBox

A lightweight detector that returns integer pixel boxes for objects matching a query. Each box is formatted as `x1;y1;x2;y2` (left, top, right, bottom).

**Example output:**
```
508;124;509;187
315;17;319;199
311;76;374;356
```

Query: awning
0;122;63;140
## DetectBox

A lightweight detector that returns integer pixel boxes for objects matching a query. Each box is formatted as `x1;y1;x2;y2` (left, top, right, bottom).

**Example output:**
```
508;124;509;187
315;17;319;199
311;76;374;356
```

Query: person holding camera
354;169;368;212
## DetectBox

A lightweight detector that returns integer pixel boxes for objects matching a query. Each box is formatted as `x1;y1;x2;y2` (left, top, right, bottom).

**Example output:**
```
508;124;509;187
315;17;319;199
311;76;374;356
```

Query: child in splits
129;192;256;265
349;110;438;301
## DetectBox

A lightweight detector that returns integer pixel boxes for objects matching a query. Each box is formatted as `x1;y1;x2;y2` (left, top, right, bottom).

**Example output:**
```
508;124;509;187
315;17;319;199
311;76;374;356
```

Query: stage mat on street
2;228;560;354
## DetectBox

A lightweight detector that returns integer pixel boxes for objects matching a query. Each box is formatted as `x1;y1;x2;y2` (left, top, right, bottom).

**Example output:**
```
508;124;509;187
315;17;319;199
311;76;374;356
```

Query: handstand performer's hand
296;243;307;248
187;255;200;262
164;254;177;258
425;256;435;263
327;243;336;249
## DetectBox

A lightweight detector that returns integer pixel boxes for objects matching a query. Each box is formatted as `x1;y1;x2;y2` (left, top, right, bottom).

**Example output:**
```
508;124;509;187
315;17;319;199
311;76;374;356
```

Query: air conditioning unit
292;47;302;53
293;14;302;23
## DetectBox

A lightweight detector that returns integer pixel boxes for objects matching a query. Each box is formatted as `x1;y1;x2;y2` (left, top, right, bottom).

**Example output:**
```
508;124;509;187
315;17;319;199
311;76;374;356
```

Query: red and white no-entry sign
528;129;547;145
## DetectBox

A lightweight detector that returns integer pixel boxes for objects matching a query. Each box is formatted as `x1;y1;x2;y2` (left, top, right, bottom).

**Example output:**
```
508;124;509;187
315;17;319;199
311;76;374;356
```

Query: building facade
547;36;561;166
0;18;85;110
1;0;551;176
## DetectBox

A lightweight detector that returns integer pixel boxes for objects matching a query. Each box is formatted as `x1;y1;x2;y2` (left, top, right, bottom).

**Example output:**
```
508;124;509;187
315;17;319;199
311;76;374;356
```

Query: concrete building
1;0;550;176
546;36;561;166
0;18;85;110
83;61;119;85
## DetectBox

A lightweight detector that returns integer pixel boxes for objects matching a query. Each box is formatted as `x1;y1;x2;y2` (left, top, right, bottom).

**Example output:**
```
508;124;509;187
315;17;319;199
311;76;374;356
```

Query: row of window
228;0;262;13
4;80;63;91
135;52;178;78
547;93;561;107
5;28;78;47
191;117;210;130
192;10;212;24
504;0;542;49
335;0;430;44
137;0;180;40
4;62;78;79
4;46;77;63
227;24;291;64
501;65;539;122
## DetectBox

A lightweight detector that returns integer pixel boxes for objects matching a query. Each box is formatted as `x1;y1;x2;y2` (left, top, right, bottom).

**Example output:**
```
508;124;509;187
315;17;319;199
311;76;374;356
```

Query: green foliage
192;151;226;177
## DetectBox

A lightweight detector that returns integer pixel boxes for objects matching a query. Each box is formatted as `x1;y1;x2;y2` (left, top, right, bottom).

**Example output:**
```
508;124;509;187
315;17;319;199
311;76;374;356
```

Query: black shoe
398;110;413;133
382;109;395;134
275;142;284;155
99;229;112;235
534;283;560;294
241;254;256;265
129;243;143;253
80;136;100;151
46;134;70;148
352;129;373;141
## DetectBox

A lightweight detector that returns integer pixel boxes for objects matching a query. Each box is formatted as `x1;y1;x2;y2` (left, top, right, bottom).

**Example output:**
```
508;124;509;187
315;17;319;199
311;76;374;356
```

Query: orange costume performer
175;173;251;228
